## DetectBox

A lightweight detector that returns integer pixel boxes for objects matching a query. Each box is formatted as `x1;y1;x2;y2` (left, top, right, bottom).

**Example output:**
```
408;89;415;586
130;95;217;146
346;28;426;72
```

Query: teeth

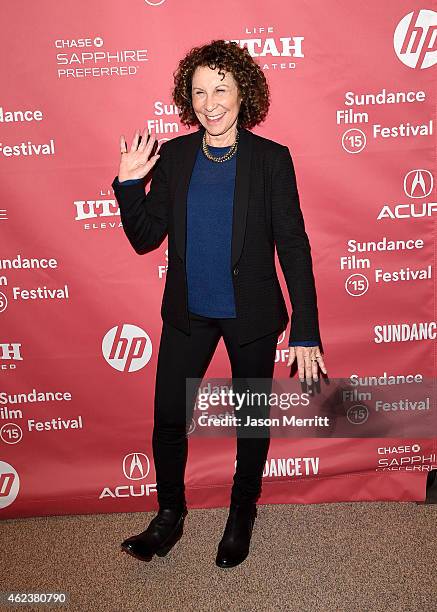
207;113;224;119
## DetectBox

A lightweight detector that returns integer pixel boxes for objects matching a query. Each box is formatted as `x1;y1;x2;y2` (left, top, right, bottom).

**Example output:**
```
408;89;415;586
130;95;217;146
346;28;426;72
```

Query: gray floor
1;500;436;612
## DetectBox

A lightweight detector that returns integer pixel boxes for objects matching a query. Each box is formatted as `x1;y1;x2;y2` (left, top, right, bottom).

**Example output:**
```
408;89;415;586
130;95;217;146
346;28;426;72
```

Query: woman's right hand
117;128;161;182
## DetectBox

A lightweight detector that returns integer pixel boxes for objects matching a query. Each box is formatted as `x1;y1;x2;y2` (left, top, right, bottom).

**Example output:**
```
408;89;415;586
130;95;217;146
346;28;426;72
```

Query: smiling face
191;65;243;143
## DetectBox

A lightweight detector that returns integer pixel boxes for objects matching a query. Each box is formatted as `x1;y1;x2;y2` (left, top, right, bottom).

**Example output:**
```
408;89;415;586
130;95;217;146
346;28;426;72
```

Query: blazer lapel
173;125;253;268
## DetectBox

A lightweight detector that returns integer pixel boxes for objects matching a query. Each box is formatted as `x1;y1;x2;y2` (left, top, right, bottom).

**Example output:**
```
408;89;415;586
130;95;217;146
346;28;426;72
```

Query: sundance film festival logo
0;292;7;313
102;324;152;372
0;423;23;445
0;461;20;509
394;9;437;69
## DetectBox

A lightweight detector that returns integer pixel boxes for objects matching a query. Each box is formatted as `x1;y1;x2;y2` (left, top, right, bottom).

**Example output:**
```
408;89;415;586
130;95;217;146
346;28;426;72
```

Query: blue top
186;144;237;317
115;143;318;347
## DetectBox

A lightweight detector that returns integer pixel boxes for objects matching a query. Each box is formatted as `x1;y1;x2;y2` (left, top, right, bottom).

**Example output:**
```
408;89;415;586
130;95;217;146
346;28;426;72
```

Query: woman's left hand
287;345;327;384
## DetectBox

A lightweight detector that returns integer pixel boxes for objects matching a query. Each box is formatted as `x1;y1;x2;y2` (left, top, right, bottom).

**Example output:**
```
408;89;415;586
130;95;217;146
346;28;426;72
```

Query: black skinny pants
152;310;280;509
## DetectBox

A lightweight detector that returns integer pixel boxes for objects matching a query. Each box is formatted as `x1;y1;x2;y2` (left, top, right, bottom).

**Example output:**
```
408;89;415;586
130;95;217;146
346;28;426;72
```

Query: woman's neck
204;126;238;147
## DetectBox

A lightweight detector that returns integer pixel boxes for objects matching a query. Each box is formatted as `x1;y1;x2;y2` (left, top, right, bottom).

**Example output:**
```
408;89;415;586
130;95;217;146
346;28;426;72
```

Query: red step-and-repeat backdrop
1;1;436;518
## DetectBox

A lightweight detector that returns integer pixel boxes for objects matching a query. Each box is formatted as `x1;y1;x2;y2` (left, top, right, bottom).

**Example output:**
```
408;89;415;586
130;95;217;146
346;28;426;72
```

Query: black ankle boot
215;502;257;568
121;505;188;562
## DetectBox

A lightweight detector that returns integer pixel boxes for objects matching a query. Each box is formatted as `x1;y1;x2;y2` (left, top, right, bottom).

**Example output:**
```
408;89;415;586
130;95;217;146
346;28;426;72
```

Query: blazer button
233;267;239;276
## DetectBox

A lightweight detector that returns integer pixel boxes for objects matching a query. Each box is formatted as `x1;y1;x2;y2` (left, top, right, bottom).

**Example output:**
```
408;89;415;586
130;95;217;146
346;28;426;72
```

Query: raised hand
118;128;161;182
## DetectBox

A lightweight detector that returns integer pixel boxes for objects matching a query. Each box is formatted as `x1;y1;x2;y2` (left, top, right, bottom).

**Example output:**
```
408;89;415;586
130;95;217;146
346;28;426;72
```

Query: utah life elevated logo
102;324;152;372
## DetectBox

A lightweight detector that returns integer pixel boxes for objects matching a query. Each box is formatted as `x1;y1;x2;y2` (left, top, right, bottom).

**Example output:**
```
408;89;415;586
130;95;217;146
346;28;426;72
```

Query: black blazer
112;125;321;347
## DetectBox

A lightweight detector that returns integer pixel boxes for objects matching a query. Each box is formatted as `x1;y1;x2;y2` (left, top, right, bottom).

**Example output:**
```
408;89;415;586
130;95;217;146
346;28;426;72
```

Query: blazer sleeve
111;140;170;254
271;145;322;346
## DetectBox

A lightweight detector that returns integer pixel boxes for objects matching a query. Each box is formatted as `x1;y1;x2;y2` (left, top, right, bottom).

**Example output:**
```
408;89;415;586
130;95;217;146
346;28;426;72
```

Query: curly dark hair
171;39;270;130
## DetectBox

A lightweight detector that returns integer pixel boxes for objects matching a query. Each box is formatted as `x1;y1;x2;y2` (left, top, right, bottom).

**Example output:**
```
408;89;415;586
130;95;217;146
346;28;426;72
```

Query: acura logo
404;169;433;198
123;453;150;480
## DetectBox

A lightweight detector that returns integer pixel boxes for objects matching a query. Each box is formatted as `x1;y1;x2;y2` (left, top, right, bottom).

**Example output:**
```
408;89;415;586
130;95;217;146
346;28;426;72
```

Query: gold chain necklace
202;128;239;163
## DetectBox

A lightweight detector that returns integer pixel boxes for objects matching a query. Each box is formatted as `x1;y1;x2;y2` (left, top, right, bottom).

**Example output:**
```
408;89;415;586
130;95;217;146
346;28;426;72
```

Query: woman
112;39;327;569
